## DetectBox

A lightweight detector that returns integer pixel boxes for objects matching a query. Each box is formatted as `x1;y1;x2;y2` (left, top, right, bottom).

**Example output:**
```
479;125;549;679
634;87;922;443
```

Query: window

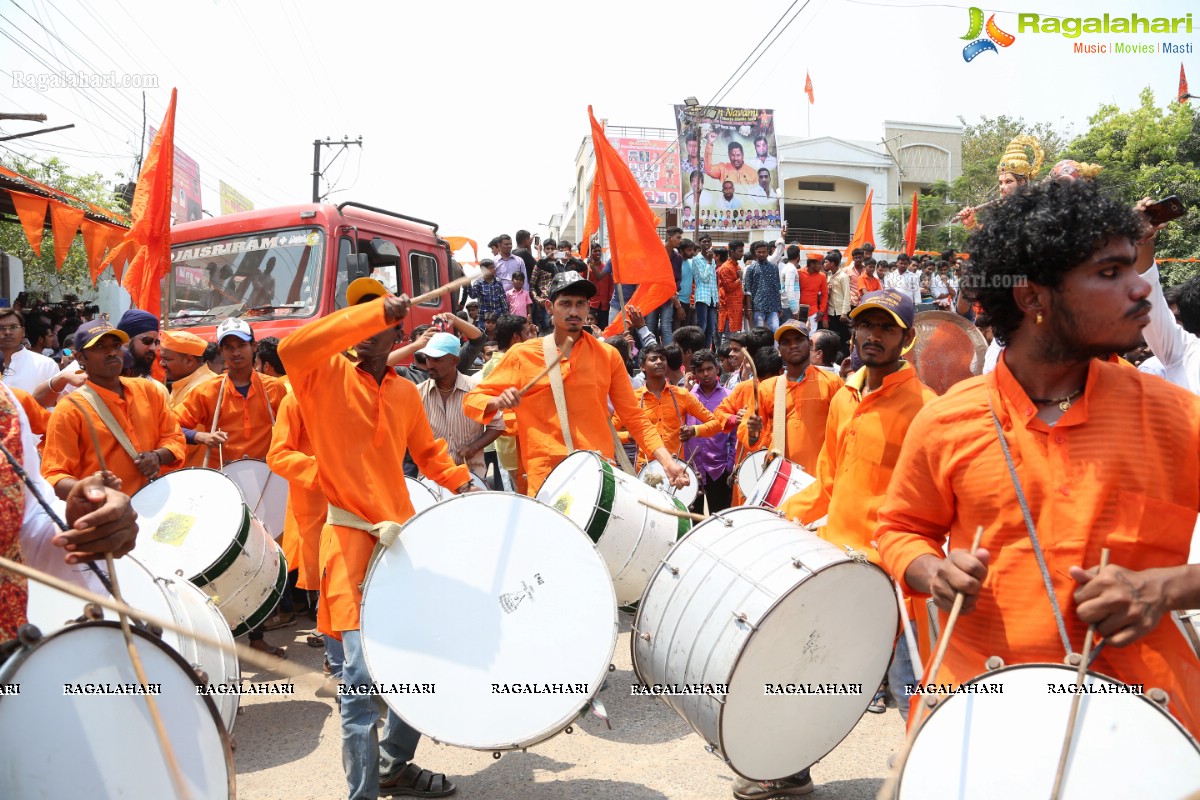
797;181;835;192
410;252;440;306
335;237;353;309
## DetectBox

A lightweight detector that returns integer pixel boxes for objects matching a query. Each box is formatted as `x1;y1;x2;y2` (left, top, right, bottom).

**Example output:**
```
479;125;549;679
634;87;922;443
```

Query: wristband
48;376;63;393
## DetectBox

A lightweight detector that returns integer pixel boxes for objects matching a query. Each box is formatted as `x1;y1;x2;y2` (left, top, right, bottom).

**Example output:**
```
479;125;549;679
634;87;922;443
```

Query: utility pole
311;136;363;203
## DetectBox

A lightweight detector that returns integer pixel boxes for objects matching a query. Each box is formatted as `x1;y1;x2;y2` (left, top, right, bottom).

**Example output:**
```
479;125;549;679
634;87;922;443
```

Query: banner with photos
608;136;681;208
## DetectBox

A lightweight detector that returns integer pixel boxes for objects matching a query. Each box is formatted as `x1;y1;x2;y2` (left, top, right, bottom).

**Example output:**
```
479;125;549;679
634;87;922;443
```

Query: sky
1;0;1195;252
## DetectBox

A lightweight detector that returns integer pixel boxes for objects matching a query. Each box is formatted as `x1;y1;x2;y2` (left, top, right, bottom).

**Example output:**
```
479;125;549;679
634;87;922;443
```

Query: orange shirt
716;379;761;505
10;386;47;437
619;384;721;461
167;363;215;468
782;363;934;565
877;355;1200;737
716;260;744;332
857;273;882;295
797;268;828;316
464;334;665;496
738;367;844;476
175;370;286;463
42;378;186;496
278;299;468;634
266;392;325;591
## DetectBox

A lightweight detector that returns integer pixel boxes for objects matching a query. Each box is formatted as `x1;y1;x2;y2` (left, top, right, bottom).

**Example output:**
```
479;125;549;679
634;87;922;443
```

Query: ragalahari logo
962;7;1016;62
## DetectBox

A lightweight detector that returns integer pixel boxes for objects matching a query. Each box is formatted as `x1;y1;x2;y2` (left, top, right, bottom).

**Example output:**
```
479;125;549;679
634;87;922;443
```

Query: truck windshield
168;228;325;326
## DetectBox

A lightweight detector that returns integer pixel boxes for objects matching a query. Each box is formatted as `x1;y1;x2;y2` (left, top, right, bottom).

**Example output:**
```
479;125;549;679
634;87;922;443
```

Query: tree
881;181;965;253
953;114;1072;208
0;152;126;299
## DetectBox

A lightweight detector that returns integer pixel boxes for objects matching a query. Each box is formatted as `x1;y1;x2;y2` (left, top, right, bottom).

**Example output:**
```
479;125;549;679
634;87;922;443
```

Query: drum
896;663;1200;798
417;473;487;501
0;622;235;799
537;451;692;606
746;455;816;510
25;555;241;733
360;493;617;751
406;476;441;515
735;449;769;498
131;468;288;637
638;457;700;508
222;458;290;540
633;506;898;780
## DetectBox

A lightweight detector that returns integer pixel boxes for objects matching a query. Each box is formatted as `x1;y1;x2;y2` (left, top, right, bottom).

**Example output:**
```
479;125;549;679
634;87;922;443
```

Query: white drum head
535;451;609;538
360;494;617;750
0;622;234;799
638;459;699;508
222;458;289;540
405;477;440;515
899;664;1200;798
746;456;816;509
131;469;247;581
736;450;768;497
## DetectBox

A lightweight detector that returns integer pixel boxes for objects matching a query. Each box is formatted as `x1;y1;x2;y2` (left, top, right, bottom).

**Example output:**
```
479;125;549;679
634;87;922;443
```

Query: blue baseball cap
416;332;460;360
850;288;915;329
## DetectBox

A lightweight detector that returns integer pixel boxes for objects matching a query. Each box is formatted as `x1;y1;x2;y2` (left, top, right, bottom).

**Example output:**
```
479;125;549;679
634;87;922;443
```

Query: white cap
216;317;253;343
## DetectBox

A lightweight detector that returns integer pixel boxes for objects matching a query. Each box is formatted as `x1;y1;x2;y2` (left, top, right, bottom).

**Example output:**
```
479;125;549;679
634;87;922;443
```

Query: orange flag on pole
847;189;875;255
589;106;677;337
1180;63;1190;104
804;71;815;104
579;164;602;257
903;191;919;256
102;88;177;316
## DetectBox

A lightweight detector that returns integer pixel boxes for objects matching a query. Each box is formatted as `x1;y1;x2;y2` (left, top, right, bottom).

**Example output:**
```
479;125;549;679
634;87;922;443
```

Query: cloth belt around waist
327;503;404;589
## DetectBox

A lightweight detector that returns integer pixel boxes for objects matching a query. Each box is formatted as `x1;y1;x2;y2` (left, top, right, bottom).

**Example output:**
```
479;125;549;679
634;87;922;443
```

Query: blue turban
117;309;159;337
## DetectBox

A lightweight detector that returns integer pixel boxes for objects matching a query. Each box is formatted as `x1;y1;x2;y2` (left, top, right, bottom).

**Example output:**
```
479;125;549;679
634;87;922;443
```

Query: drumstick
876;525;985;800
106;552;192;800
1050;547;1110;800
745;352;760;418
636;497;712;524
518;337;576;396
410;274;472;306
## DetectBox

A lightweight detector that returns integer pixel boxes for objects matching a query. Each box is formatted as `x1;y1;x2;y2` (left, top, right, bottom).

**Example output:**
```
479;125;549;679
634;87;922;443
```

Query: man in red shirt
797;255;828;330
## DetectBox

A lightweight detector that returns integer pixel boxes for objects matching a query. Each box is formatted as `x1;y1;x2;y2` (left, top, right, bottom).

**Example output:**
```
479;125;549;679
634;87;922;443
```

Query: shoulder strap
75;384;139;462
542;334;573;452
772;375;787;456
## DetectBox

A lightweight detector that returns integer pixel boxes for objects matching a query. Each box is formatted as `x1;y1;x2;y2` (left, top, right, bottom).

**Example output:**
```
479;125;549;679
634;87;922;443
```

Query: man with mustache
877;179;1200;740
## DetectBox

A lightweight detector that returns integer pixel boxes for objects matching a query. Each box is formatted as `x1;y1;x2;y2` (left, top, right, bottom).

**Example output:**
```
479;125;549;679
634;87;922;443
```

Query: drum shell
638;458;700;508
746;456;816;510
222;458;290;540
633;506;898;780
735;450;768;498
204;518;287;637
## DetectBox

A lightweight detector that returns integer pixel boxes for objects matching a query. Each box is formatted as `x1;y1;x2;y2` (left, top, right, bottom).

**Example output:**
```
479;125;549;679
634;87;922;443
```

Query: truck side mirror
343;253;370;280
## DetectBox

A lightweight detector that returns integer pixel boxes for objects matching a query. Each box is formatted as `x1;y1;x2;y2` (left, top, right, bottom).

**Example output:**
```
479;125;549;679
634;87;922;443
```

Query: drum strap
327;503;404;588
988;397;1073;656
203;375;229;470
771;375;788;457
542;334;574;452
74;385;140;463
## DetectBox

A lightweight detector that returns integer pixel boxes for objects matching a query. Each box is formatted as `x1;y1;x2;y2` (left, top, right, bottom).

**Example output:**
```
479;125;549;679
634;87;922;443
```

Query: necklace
1028;387;1084;412
435;383;456;395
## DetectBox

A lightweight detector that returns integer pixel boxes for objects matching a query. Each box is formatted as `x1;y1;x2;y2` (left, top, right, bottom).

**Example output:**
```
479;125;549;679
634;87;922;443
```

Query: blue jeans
340;630;421;800
645;301;675;345
693;302;716;349
752;310;780;332
886;620;919;722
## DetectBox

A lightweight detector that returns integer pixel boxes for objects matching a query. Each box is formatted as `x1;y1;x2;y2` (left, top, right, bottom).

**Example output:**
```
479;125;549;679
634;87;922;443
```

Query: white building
551;120;962;250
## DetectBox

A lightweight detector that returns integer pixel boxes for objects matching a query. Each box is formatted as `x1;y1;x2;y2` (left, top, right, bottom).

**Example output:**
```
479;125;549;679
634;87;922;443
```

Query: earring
1035;312;1043;325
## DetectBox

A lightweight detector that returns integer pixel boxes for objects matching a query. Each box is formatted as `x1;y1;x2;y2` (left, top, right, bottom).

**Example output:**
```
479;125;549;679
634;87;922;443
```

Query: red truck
165;201;464;341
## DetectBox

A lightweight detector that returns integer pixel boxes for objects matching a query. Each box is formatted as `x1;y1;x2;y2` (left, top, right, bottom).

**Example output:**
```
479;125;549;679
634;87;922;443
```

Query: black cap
547;270;596;300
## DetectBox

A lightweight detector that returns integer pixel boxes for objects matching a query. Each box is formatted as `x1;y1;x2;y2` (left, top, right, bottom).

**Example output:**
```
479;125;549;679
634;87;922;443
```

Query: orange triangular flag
847;189;875;255
106;225;130;283
804;71;815;105
1180;63;1190;104
587;106;677;337
104;88;177;315
10;191;48;257
48;201;85;270
579;166;602;257
81;220;115;284
903;192;920;256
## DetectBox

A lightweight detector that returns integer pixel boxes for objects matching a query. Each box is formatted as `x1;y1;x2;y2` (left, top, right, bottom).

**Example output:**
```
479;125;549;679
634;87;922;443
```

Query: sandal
380;763;456;797
867;695;887;714
263;611;296;631
248;640;287;659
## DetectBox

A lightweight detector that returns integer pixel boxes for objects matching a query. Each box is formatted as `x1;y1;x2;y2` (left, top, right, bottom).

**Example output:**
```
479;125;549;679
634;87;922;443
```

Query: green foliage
0;153;123;298
953;114;1072;207
881;182;969;253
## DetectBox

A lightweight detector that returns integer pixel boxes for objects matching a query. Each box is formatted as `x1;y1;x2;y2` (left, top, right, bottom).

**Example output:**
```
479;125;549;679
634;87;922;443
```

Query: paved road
233;612;904;800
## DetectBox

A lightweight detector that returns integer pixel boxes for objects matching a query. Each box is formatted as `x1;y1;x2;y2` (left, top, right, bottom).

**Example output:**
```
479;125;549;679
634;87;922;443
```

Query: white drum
131;468;287;637
0;622;234;799
360;493;617;750
417;472;487;501
222;458;290;540
638;457;700;508
896;663;1200;798
633;506;898;780
735;449;769;498
25;555;241;733
537;451;691;606
746;455;816;510
406;476;440;515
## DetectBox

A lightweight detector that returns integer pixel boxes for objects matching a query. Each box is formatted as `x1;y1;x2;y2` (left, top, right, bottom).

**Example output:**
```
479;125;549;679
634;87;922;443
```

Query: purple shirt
684;382;734;482
493;254;526;293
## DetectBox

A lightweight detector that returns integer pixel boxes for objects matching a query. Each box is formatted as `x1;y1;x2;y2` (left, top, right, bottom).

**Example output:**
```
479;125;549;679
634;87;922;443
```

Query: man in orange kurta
878;180;1200;740
464;271;683;496
42;321;186;499
160;329;217;468
716;242;745;339
714;340;783;506
278;277;470;800
266;392;324;594
740;320;843;477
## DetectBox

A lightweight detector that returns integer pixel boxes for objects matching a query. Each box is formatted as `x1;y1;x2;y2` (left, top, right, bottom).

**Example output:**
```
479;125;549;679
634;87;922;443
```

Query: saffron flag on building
903;191;919;256
847;189;875;255
1180;63;1190;104
805;72;815;105
588;106;677;337
103;88;177;316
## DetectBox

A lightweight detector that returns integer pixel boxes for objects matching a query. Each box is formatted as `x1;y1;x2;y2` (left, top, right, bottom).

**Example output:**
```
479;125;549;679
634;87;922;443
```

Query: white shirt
982;337;1003;375
930;273;953;301
1142;262;1200;396
779;262;800;314
748;155;778;171
749;183;777;199
895;269;923;305
1138;355;1166;379
716;194;742;211
4;347;58;394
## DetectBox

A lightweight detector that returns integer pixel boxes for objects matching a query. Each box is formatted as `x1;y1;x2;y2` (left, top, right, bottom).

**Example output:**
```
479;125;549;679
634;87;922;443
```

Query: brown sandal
379;763;456;797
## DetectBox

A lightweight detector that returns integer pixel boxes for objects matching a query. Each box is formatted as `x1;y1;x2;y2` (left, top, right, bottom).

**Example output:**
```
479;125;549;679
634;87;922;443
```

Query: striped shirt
680;254;719;306
418;371;505;478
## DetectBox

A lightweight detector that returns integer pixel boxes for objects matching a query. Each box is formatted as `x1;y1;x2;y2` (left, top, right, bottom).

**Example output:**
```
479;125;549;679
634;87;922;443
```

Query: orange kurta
167;363;215;468
464;334;665;496
278;299;468;634
715;379;760;506
266;392;325;591
41;378;186;495
738;367;844;476
716;259;743;333
10;386;48;437
175;370;286;463
782;363;934;565
877;355;1200;737
619;384;722;462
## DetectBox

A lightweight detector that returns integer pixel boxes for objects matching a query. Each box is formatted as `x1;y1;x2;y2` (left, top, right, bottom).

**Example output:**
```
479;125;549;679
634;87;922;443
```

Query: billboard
219;180;254;215
150;126;203;223
672;105;783;236
608;136;681;208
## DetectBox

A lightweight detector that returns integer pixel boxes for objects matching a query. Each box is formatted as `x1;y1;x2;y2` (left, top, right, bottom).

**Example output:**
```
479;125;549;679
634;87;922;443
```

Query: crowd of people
1;132;1199;800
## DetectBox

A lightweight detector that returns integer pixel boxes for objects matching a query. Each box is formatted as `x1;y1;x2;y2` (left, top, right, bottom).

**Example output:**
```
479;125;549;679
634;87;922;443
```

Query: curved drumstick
1050;547;1110;800
519;337;576;396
